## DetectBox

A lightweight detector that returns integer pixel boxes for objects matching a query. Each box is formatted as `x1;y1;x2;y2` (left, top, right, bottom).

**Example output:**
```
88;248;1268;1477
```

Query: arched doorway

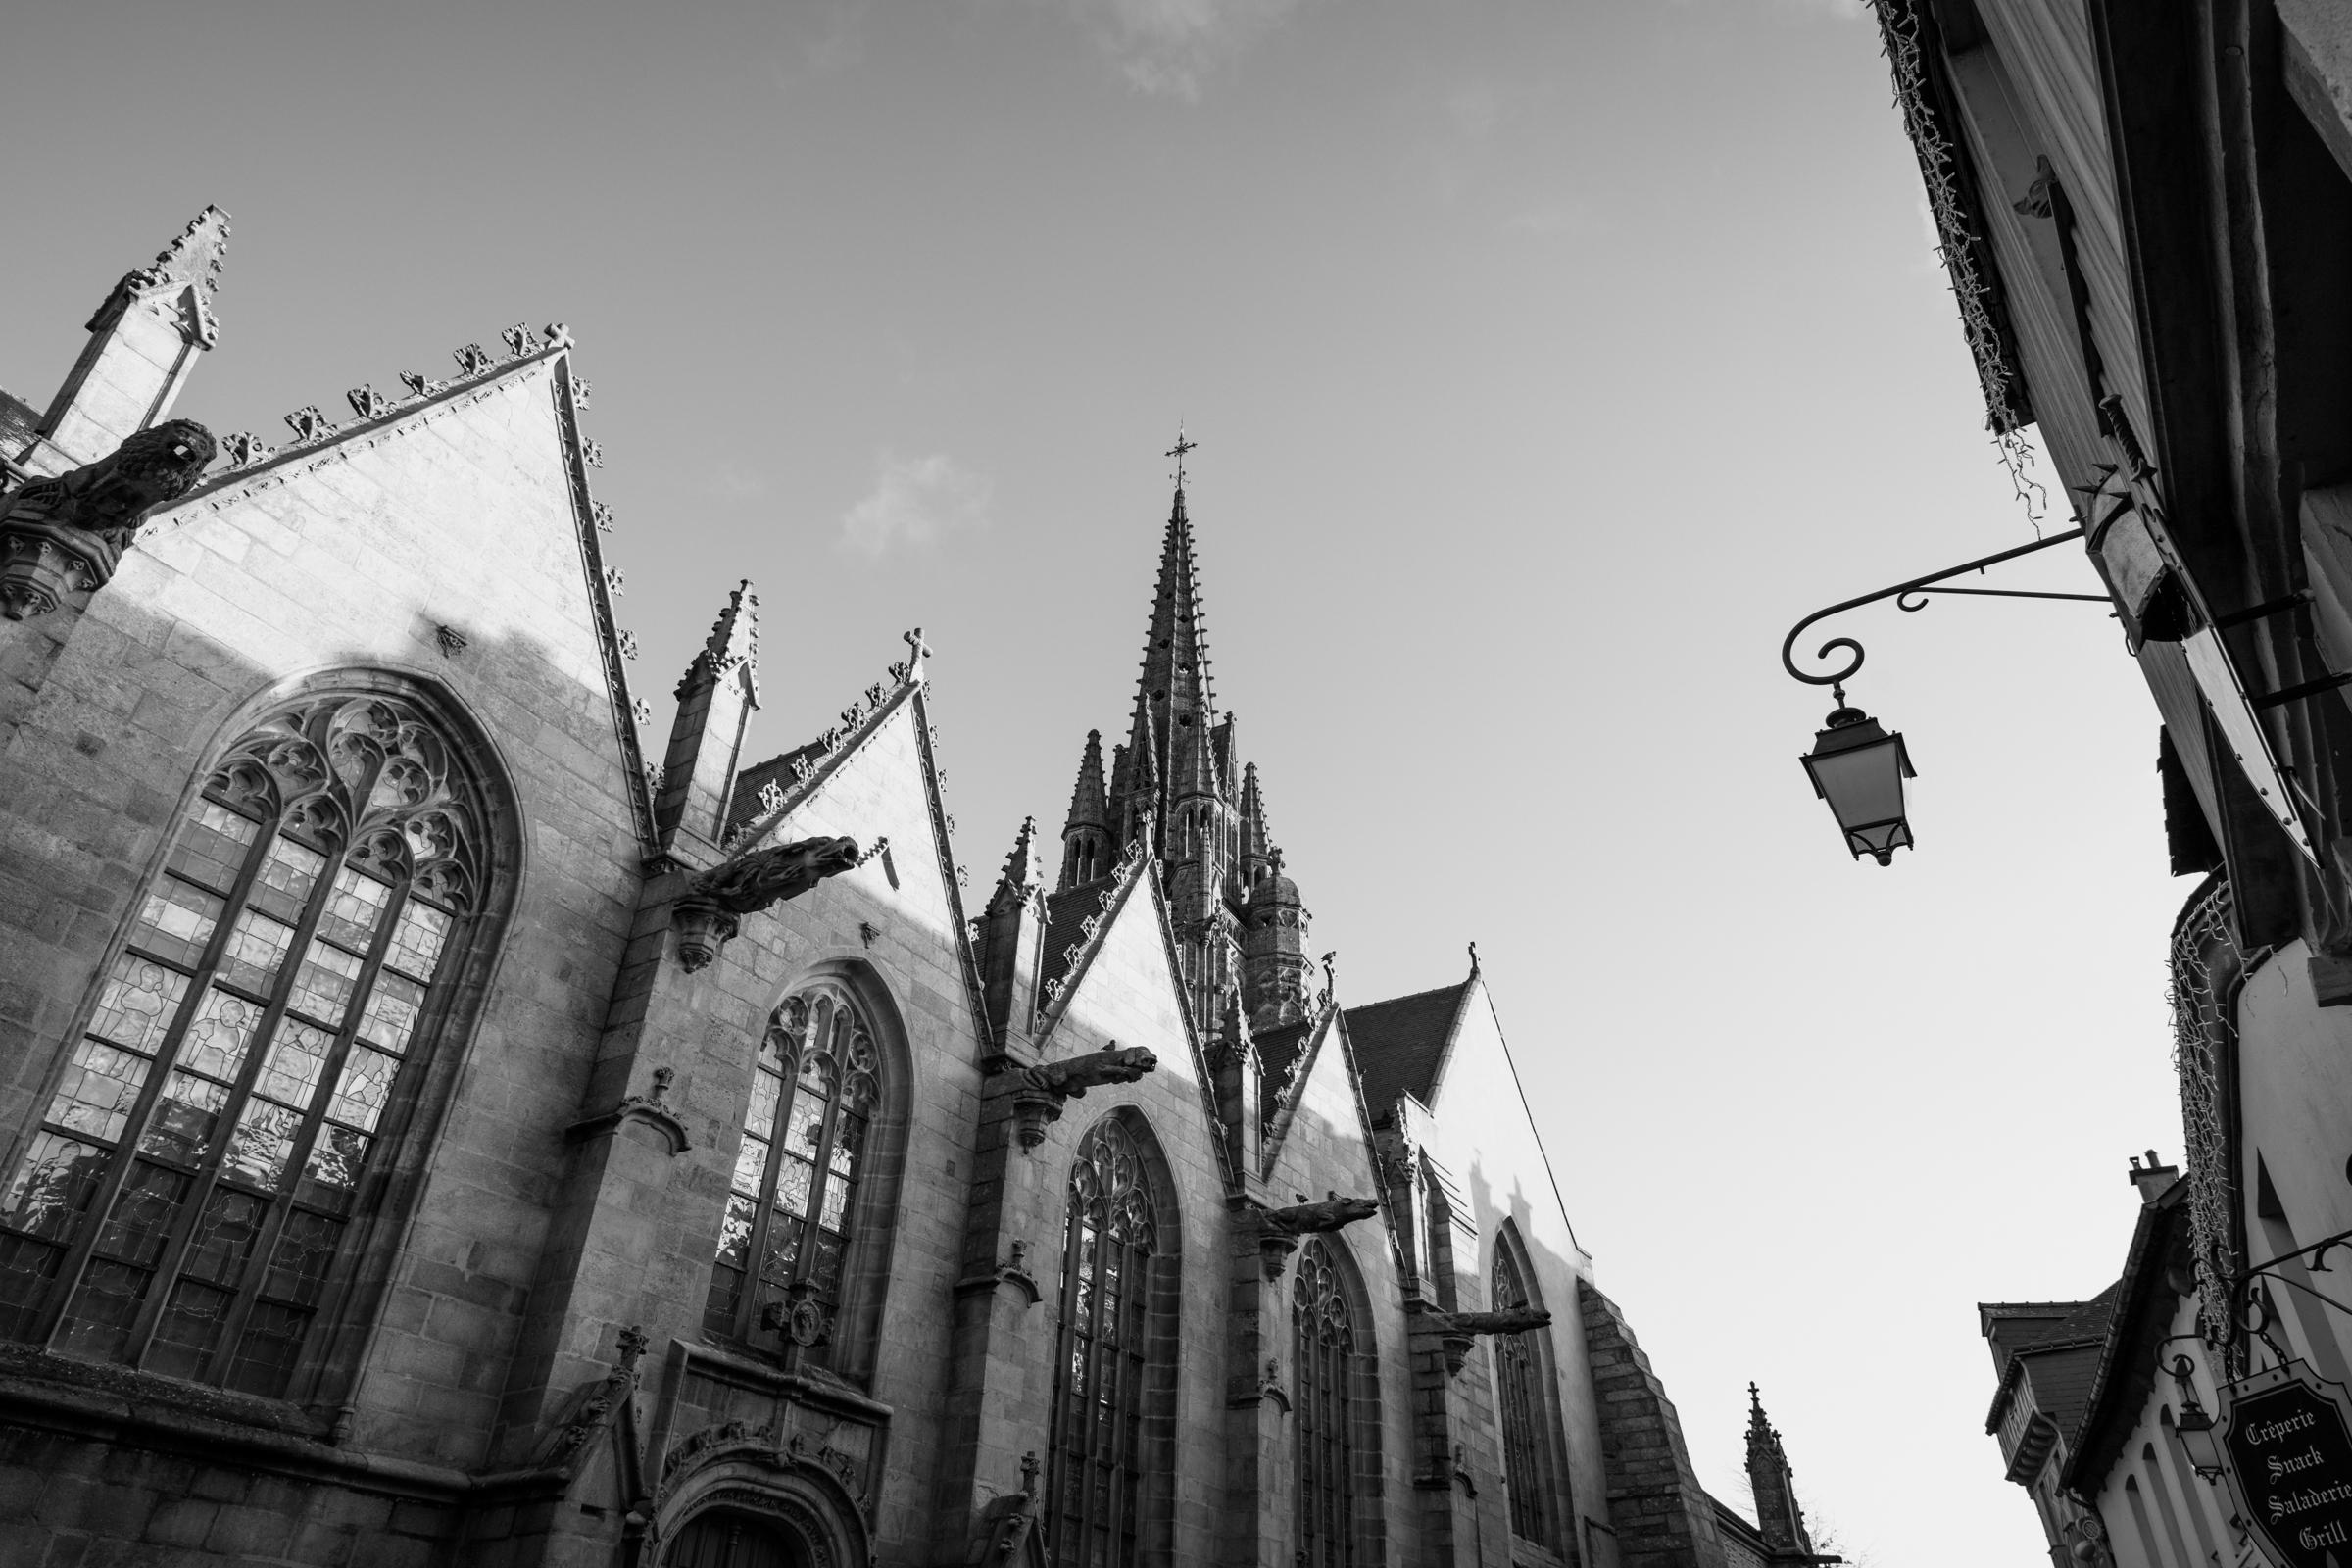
664;1510;805;1568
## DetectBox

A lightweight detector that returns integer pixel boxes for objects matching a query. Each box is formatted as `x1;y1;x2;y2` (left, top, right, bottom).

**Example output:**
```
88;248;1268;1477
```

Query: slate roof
1344;980;1474;1118
2062;1181;2194;1492
724;743;823;841
1042;875;1119;992
1255;1017;1314;1092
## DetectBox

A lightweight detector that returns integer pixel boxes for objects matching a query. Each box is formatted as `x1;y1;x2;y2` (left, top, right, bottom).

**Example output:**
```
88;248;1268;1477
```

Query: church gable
732;686;970;967
1039;858;1200;1097
105;347;650;841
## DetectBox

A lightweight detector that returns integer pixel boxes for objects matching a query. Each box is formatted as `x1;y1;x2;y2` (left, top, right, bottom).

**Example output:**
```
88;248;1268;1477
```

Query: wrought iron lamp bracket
2231;1226;2352;1341
1782;526;2099;694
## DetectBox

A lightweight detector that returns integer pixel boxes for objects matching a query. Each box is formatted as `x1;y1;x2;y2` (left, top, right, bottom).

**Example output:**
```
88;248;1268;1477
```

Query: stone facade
0;216;1815;1567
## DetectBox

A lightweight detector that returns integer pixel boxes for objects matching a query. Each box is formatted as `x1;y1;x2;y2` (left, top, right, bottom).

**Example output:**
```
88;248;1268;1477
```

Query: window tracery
705;981;880;1363
1493;1246;1558;1549
1046;1117;1158;1568
0;691;490;1397
1295;1236;1358;1568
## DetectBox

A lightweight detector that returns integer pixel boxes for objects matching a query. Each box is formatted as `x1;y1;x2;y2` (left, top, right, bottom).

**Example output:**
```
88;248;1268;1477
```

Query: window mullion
23;804;283;1347
789;1092;842;1300
1047;1208;1083;1560
121;819;353;1369
199;872;410;1388
735;1074;795;1341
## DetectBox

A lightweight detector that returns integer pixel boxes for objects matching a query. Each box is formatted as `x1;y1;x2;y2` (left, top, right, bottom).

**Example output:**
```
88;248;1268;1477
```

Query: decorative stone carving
670;837;863;972
543;1322;651;1464
572;376;593;410
971;1451;1042;1562
433;624;467;658
1410;1301;1552;1376
593;500;615;532
398;370;446;400
604;564;624;595
1004;1043;1158;1151
616;629;639;660
542;321;574;349
453;343;494;376
954;1238;1043;1307
564;1065;691;1155
1258;1192;1380;1279
582;438;605;468
220;431;274;468
1019;1043;1158;1101
283;405;336;444
1260;1355;1291;1415
345;384;391;420
760;1279;834;1348
501;323;537;358
0;420;216;619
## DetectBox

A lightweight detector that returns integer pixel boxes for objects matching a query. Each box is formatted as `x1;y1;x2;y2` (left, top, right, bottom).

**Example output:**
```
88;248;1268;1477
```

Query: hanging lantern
1799;699;1917;866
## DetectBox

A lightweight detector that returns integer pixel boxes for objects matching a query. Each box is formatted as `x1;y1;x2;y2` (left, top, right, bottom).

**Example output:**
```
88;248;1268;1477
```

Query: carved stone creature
1020;1043;1158;1100
1262;1193;1381;1238
1;419;216;548
691;835;862;914
1416;1304;1552;1338
0;420;218;620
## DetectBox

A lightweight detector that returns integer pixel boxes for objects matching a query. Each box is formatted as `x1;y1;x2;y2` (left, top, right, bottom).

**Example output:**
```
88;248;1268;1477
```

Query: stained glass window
1046;1117;1158;1568
703;982;880;1364
1295;1237;1358;1568
1493;1247;1558;1549
0;693;487;1398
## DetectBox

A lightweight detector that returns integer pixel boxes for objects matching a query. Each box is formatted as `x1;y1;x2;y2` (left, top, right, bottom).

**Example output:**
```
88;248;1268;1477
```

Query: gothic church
0;212;1826;1568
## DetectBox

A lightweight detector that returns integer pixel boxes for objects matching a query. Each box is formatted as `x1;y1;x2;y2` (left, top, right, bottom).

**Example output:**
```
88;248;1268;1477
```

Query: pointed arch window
705;981;879;1363
0;691;492;1397
1493;1247;1560;1549
1046;1117;1159;1568
1295;1237;1359;1568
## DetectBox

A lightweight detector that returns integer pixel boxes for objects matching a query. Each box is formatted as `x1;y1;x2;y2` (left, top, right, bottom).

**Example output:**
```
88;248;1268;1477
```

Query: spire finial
902;626;931;679
1468;940;1479;971
1166;422;1198;489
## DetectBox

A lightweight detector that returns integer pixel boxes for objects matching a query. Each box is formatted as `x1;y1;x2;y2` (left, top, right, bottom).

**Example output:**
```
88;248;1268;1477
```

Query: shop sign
2220;1361;2352;1565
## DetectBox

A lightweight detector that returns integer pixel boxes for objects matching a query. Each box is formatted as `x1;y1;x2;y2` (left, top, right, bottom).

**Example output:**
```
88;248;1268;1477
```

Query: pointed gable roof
152;331;656;850
1344;978;1477;1118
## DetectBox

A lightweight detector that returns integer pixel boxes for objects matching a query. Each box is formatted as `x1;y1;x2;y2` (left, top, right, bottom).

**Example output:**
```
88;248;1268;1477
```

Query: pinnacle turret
1059;731;1112;890
1743;1385;1814;1556
990;815;1045;913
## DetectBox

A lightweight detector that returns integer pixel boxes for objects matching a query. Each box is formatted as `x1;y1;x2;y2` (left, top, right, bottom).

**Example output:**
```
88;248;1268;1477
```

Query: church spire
1743;1385;1815;1556
1059;730;1112;889
1122;483;1218;803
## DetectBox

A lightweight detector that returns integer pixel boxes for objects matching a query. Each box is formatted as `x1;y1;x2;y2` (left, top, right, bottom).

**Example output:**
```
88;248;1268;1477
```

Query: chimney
2129;1149;2180;1205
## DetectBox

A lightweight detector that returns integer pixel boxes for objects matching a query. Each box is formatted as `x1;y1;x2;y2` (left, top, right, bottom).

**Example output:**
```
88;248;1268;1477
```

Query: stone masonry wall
1578;1280;1728;1568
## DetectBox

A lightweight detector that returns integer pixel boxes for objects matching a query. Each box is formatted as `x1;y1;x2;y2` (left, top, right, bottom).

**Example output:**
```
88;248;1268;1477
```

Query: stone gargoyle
1262;1192;1381;1238
1415;1304;1552;1338
1;420;219;621
670;835;863;972
690;835;862;914
1019;1042;1158;1100
2;419;217;548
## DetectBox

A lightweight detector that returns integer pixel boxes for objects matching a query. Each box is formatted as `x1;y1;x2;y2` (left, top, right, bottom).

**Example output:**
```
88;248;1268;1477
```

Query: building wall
0;278;1746;1568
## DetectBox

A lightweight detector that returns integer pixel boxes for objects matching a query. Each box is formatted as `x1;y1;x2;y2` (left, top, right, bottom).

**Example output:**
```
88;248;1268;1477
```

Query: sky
1;2;2191;1560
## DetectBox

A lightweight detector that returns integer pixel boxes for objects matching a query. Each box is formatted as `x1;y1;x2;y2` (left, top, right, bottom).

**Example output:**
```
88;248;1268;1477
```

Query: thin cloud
837;452;991;561
1046;0;1313;99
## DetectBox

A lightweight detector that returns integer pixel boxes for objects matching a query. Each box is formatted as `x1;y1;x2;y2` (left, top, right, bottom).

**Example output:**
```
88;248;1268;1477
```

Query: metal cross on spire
1166;424;1198;488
